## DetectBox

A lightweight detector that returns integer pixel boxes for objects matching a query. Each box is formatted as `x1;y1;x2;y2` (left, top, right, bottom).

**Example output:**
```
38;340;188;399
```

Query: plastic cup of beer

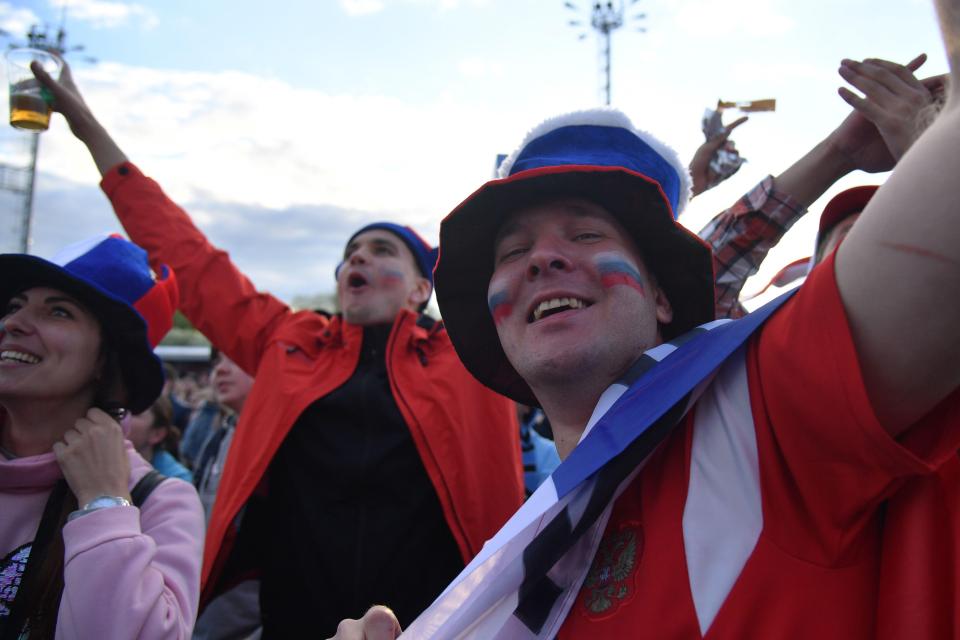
5;48;62;132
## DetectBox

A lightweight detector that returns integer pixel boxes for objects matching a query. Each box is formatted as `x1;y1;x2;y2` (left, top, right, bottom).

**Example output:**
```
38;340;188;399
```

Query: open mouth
528;297;592;323
348;273;368;289
0;350;41;364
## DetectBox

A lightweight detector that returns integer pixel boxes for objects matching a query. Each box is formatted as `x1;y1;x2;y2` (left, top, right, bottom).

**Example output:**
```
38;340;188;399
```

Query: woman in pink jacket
0;235;204;639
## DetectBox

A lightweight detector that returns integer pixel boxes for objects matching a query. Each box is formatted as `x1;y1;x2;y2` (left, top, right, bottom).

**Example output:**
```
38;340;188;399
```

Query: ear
408;276;432;308
653;282;674;325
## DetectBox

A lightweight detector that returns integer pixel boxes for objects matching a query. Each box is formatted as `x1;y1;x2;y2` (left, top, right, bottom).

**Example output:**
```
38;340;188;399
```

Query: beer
9;86;51;131
5;49;61;133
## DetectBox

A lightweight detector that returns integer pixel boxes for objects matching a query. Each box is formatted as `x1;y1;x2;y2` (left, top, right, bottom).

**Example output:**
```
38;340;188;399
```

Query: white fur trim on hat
497;108;693;215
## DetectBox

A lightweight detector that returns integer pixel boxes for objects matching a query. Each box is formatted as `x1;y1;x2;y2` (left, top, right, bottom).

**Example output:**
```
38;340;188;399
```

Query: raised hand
30;59;128;175
689;115;748;197
838;55;946;160
53;407;132;507
31;60;96;138
826;54;933;172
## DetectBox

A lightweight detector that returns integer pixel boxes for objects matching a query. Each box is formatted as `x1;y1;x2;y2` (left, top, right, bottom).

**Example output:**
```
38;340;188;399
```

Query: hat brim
0;254;164;414
818;185;878;234
435;165;715;406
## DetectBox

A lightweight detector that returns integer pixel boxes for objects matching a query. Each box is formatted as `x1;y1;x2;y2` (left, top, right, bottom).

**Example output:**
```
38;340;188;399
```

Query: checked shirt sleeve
698;176;807;319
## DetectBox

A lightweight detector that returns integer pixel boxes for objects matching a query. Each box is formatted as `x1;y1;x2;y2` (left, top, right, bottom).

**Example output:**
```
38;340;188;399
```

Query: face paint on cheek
378;267;407;288
487;289;514;325
595;253;646;296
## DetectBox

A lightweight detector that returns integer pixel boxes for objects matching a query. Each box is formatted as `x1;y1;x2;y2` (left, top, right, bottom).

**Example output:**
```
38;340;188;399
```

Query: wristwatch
67;495;133;522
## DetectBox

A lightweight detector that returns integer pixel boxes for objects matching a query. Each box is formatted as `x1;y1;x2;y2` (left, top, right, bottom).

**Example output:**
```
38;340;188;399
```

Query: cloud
32;62;512;217
27;172;372;301
666;0;794;38
338;0;491;16
49;0;159;30
0;2;41;37
339;0;386;16
7;60;518;299
457;56;504;78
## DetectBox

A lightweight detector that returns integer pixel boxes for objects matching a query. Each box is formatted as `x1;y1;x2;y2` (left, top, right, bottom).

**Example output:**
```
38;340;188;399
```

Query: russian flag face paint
488;289;514;325
379;267;406;288
594;252;646;296
487;271;516;325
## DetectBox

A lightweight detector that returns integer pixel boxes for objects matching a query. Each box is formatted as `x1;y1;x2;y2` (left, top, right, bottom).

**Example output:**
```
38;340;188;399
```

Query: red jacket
101;163;525;604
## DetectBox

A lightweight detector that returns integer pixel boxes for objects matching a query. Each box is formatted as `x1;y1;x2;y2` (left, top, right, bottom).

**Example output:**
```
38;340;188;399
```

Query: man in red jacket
34;63;525;637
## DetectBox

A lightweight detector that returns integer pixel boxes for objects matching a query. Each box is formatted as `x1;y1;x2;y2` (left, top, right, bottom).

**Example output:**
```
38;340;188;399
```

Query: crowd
1;1;959;637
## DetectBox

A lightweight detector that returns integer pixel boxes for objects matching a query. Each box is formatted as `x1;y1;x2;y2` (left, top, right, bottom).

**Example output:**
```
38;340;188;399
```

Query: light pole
565;1;647;106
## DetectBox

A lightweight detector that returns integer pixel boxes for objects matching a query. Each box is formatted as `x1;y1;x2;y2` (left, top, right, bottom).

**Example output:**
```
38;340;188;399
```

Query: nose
526;236;573;280
349;247;370;265
0;309;33;336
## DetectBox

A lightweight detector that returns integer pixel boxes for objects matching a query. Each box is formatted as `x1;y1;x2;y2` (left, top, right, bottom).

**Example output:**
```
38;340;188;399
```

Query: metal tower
565;1;647;105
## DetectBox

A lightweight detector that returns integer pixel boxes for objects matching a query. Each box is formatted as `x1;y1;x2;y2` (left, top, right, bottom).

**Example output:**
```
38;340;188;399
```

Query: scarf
402;290;795;639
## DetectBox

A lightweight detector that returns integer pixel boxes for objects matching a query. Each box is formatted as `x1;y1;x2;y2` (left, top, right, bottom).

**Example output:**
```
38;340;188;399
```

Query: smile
0;350;41;364
530;297;591;323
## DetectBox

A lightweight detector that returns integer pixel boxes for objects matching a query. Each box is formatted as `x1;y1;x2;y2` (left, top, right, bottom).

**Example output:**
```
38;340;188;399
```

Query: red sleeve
100;162;308;375
749;251;960;564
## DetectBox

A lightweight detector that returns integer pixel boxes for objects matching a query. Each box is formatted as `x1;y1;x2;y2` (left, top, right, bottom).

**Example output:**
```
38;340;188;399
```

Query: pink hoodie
0;441;204;639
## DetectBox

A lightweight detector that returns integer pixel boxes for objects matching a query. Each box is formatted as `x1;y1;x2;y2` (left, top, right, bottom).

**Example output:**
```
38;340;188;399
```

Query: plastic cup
5;48;62;132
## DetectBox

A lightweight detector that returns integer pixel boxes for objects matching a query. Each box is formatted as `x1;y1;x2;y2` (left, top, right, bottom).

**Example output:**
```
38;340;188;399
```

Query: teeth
0;350;40;364
532;297;586;321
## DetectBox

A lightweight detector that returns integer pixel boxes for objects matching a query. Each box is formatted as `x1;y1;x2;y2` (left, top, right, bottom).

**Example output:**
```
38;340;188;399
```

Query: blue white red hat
434;109;715;404
0;234;179;413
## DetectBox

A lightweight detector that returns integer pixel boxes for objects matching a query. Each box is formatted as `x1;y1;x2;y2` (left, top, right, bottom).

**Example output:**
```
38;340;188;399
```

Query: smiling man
34;62;525;637
380;74;960;635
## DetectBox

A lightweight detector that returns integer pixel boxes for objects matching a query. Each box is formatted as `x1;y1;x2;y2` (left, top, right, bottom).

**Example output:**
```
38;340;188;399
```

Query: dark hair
14;486;75;639
91;335;129;416
147;395;185;460
162;362;178;384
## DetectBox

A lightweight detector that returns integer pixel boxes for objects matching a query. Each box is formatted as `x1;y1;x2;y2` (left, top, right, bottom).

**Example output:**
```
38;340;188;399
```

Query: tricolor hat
435;109;715;405
0;234;179;413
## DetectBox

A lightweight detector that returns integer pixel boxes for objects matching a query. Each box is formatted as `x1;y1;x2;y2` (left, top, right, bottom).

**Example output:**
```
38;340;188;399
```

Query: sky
0;0;949;307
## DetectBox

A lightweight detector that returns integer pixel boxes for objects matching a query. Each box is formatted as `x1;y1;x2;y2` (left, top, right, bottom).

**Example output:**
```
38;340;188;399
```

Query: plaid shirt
698;176;807;319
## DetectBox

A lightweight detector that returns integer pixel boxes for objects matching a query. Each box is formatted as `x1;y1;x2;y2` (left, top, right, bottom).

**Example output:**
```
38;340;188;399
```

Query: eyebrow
10;292;83;307
494;204;608;248
45;295;82;306
493;220;522;249
344;236;399;256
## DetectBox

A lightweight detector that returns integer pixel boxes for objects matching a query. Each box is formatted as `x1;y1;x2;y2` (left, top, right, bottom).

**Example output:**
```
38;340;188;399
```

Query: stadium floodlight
563;0;647;105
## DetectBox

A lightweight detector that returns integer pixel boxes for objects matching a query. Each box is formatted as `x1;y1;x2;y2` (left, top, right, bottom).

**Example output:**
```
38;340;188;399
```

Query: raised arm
32;62;298;374
834;3;960;434
700;54;938;319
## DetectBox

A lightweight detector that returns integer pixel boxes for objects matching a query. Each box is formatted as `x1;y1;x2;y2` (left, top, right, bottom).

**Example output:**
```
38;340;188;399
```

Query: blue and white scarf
402;291;795;639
